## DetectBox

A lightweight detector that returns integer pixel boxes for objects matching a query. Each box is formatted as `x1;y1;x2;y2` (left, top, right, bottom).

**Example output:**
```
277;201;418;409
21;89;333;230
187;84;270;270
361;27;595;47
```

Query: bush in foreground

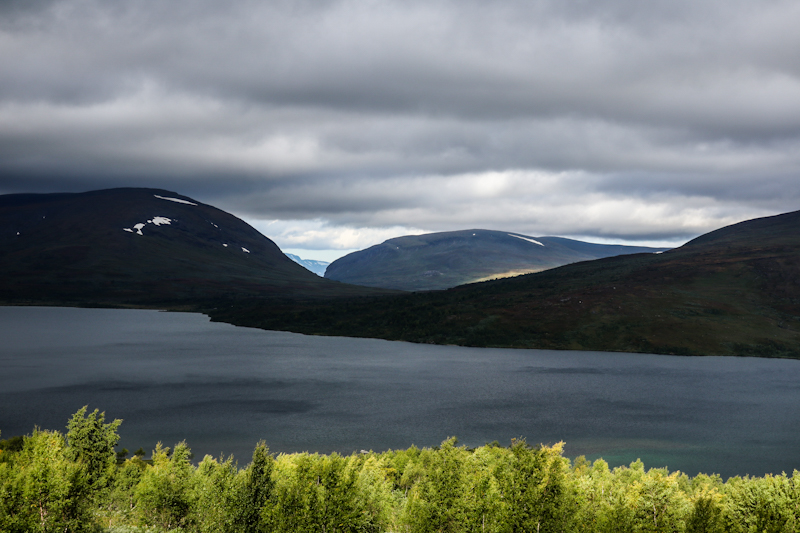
2;408;800;532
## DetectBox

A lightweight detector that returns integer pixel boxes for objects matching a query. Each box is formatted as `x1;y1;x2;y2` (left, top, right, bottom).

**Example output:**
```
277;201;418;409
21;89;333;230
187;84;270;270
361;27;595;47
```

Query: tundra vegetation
2;408;800;532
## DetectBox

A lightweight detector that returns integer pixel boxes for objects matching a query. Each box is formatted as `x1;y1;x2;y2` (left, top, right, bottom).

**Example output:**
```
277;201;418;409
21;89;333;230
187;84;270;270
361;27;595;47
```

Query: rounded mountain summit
324;229;666;291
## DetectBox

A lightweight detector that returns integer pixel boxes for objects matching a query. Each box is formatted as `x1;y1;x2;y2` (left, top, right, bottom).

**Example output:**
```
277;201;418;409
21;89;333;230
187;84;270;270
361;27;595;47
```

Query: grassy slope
212;210;800;357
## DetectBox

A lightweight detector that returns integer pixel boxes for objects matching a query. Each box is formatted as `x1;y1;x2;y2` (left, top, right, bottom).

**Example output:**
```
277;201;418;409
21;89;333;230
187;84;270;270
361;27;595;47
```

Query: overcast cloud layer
2;0;799;256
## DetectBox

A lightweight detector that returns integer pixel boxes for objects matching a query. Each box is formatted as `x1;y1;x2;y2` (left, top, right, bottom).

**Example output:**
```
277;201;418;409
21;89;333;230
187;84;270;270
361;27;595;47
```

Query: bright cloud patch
245;217;426;251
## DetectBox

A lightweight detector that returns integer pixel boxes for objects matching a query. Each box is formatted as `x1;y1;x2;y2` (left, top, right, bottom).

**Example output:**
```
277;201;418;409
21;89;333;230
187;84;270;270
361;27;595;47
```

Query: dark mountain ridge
0;188;386;307
325;229;666;291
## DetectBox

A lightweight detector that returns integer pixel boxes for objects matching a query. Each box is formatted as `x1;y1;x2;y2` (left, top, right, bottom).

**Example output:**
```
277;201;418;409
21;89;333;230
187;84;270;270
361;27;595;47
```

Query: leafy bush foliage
3;408;800;532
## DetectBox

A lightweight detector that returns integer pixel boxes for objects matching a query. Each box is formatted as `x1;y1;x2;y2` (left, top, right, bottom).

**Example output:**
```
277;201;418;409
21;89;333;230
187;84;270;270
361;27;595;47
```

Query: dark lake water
1;306;799;478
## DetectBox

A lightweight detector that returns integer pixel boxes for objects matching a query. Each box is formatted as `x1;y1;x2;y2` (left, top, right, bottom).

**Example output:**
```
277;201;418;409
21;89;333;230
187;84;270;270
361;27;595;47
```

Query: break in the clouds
1;0;799;255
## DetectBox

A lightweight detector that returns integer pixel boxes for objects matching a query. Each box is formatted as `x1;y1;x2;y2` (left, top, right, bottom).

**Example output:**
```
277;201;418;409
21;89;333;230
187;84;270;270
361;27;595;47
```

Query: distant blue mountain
285;253;330;276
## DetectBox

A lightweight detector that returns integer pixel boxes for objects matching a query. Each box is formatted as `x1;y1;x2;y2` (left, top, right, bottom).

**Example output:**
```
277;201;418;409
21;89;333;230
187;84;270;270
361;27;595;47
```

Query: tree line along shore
1;407;798;532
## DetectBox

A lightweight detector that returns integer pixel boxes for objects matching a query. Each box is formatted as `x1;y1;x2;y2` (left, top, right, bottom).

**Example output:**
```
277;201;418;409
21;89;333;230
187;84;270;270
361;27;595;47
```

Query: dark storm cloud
1;0;799;247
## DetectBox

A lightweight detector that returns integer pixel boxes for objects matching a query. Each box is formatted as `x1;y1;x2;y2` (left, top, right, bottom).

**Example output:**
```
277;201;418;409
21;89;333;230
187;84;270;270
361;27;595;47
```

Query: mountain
285;254;329;276
7;188;798;357
212;209;800;358
0;188;386;307
324;229;666;291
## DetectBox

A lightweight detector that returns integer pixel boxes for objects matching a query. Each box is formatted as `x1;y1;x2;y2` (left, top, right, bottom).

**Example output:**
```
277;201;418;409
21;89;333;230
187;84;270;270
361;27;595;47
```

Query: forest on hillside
2;408;799;533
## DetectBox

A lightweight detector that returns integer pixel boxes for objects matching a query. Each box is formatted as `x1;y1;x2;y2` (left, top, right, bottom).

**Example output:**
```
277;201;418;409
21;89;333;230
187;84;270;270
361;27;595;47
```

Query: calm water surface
1;306;799;478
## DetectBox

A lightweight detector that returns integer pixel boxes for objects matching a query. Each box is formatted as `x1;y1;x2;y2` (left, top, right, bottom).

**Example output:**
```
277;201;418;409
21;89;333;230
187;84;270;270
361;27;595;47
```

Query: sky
1;0;799;261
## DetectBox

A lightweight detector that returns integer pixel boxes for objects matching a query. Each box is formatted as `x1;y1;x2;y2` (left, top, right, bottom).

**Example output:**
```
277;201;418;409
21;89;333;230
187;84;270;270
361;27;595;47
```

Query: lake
1;305;799;478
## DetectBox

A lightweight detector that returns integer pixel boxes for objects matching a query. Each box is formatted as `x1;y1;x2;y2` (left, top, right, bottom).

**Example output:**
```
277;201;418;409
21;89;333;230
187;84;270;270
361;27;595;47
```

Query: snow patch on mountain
124;217;172;235
508;234;544;246
154;194;197;206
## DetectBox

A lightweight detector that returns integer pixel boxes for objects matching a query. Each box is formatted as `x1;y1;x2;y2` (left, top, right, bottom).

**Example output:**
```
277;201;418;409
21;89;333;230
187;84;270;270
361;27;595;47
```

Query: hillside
0;188;387;307
213;209;800;357
324;229;666;290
